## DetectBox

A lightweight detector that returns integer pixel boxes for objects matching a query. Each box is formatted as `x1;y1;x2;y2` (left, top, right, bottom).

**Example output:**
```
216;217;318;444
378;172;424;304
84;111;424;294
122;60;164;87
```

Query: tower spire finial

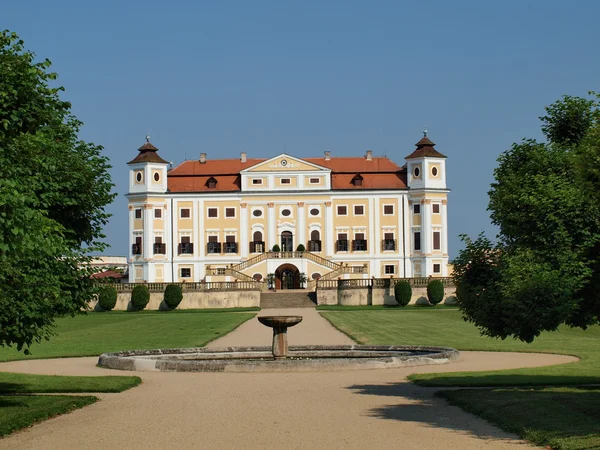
423;127;428;137
145;134;150;142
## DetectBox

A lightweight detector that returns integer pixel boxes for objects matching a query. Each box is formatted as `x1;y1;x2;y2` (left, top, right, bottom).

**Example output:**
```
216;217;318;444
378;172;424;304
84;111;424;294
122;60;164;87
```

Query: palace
127;133;449;288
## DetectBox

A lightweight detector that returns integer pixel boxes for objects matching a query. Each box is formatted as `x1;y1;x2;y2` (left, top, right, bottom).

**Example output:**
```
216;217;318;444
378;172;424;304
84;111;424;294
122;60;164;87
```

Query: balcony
224;242;238;254
207;242;222;254
336;240;348;252
153;243;166;255
352;239;368;251
249;241;265;253
131;244;142;255
308;240;321;252
178;242;194;255
382;239;396;251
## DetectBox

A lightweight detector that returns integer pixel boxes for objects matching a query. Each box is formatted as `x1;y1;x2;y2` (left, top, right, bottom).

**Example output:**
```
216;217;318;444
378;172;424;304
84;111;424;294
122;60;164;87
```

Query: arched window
311;230;320;241
309;230;321;252
251;231;264;253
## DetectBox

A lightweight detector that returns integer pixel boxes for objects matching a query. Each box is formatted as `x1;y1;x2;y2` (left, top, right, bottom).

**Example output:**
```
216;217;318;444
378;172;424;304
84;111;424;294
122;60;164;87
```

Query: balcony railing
308;240;321;252
153;243;166;255
224;242;238;254
336;240;348;252
132;244;142;255
352;239;368;251
207;242;222;254
382;239;396;251
249;241;265;253
178;242;194;255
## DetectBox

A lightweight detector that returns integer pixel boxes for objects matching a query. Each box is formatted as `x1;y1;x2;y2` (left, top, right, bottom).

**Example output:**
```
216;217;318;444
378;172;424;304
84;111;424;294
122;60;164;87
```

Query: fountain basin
98;345;460;373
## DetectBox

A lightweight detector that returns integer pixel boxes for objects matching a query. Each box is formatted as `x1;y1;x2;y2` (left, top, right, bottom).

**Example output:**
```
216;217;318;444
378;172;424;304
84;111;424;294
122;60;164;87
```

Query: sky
3;0;599;258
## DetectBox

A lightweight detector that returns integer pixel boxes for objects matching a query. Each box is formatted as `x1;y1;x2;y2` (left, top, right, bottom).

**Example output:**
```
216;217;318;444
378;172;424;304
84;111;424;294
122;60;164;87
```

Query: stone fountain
98;315;459;372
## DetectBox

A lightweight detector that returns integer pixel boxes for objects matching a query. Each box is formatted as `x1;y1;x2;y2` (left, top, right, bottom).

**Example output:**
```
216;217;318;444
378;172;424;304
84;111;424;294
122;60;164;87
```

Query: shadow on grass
0;382;24;394
345;382;522;442
409;373;600;387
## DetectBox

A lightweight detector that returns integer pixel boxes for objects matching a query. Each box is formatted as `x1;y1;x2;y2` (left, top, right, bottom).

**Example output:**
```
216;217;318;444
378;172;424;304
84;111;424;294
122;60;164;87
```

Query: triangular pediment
241;154;330;173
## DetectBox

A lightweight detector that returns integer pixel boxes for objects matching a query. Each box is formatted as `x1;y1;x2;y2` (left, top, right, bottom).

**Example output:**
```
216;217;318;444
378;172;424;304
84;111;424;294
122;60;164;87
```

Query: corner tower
405;131;449;277
127;135;169;195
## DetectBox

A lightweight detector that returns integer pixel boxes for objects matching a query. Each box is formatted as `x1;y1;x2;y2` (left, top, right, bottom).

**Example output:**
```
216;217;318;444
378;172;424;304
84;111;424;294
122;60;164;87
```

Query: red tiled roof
91;270;124;279
167;156;407;192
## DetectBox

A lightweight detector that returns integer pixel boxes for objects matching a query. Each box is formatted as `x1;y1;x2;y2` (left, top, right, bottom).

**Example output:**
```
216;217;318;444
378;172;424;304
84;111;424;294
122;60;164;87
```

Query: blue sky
4;1;599;258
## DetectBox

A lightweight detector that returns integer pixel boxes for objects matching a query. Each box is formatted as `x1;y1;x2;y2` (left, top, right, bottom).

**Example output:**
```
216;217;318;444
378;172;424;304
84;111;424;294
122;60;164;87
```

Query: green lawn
320;309;600;450
0;310;256;362
0;372;141;393
0;395;98;437
439;387;600;450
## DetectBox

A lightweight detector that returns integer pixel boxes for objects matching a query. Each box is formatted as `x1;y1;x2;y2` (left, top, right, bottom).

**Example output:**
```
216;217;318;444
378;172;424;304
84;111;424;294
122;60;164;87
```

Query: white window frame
207;207;219;219
353;204;366;216
384;264;395;274
224;207;236;219
336;204;348;216
383;204;395;216
179;208;191;219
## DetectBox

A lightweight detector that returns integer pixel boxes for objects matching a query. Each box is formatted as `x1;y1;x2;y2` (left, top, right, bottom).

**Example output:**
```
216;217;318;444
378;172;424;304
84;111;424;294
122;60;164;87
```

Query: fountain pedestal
257;316;303;358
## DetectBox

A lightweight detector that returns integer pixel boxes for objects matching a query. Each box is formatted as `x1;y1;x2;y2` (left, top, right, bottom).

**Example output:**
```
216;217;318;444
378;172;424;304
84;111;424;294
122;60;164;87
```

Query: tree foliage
98;286;118;311
394;280;412;306
130;286;150;311
455;92;600;342
0;31;115;351
163;284;183;310
426;280;444;305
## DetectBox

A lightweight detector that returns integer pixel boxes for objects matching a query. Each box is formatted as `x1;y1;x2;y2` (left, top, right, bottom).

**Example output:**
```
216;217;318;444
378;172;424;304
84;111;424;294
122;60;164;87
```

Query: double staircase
260;290;316;308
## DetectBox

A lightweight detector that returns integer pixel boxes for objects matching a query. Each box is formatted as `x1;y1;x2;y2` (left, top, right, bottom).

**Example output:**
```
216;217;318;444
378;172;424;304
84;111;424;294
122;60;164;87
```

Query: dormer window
351;174;363;187
207;177;217;189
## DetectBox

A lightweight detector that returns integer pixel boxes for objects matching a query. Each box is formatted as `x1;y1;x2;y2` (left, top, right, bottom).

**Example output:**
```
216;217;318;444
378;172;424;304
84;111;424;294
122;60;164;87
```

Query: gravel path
0;309;577;449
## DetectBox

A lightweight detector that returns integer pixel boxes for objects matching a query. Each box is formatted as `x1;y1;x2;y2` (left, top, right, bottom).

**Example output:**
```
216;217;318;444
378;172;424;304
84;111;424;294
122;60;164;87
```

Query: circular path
0;309;578;449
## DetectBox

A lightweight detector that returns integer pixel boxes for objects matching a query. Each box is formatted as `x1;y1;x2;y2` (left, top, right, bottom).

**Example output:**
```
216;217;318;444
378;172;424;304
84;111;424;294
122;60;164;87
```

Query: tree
455;92;600;342
0;31;115;351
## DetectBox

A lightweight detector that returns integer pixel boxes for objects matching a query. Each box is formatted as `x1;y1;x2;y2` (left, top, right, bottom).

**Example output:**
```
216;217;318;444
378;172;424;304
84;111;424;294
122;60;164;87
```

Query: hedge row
96;284;183;312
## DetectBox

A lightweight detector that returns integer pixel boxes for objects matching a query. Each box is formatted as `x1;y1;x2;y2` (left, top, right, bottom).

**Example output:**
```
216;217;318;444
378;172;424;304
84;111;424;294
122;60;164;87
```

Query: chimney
324;151;331;161
240;152;247;163
199;153;207;164
366;150;373;161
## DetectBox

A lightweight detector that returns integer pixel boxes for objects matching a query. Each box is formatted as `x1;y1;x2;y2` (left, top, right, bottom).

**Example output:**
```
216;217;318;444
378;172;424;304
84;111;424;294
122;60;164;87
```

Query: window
207;235;221;254
413;166;420;177
384;265;395;274
337;205;347;216
207;177;217;189
384;205;394;215
432;204;440;214
208;208;218;218
135;208;142;219
251;231;264;253
433;264;441;274
154;172;160;182
179;236;193;254
310;208;320;216
337;233;348;252
180;268;191;278
351;174;363;187
281;178;291;184
225;235;237;253
154;208;162;218
414;232;421;251
309;178;320;184
135;172;143;183
153;237;165;254
309;230;321;252
281;209;291;217
353;233;367;251
180;208;190;218
252;209;263;217
252;179;263;185
432;167;438;177
225;207;235;218
413;204;421;214
383;232;395;251
433;231;441;250
132;236;142;255
354;205;364;216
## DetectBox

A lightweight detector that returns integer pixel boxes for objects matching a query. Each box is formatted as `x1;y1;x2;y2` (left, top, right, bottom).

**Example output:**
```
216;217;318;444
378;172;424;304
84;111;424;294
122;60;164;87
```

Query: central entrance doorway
275;263;300;290
281;231;293;252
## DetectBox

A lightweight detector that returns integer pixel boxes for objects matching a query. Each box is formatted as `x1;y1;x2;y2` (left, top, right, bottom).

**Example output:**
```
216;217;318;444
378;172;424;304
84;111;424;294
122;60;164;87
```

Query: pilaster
325;201;334;256
297;202;306;248
267;203;276;250
241;203;249;257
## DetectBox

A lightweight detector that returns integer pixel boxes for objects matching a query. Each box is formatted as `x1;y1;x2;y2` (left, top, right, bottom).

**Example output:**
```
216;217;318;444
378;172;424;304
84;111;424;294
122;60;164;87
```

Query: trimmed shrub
130;285;150;311
98;286;118;311
296;244;306;252
394;281;412;306
272;244;281;252
164;284;183;310
427;279;445;305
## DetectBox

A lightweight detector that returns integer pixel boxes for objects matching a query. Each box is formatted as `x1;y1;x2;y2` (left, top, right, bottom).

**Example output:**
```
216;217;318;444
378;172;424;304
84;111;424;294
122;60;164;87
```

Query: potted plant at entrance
266;273;276;291
298;272;308;289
